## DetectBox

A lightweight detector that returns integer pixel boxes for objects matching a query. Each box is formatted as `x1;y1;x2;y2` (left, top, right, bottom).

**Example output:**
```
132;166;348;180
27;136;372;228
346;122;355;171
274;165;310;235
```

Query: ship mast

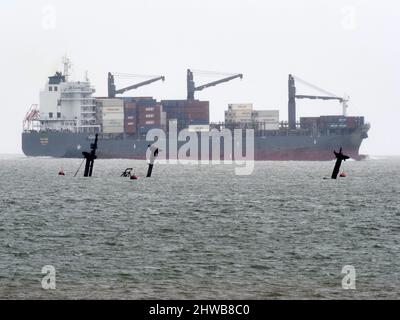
63;56;71;81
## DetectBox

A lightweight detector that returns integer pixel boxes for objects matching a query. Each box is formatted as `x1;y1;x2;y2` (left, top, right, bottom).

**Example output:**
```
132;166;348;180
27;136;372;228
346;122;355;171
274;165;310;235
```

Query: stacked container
346;116;364;129
184;100;210;125
161;100;187;123
320;116;347;129
97;98;124;133
137;103;165;134
300;117;320;129
134;97;157;106
225;104;253;123
188;124;210;132
161;99;209;130
300;116;365;130
124;102;137;134
252;110;279;130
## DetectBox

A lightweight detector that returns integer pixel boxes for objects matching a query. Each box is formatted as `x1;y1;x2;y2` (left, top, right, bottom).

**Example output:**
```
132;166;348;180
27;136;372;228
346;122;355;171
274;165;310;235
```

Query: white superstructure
39;59;100;133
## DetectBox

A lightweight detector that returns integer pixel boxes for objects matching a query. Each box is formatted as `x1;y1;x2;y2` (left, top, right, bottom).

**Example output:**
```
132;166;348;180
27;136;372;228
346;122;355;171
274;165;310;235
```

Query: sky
0;0;399;155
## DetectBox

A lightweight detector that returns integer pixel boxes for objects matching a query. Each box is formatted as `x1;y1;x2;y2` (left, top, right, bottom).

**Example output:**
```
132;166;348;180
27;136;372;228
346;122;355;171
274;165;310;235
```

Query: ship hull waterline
22;130;368;161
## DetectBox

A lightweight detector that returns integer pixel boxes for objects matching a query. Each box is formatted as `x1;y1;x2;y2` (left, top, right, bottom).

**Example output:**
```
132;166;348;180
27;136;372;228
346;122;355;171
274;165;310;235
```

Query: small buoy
339;172;347;178
58;171;65;176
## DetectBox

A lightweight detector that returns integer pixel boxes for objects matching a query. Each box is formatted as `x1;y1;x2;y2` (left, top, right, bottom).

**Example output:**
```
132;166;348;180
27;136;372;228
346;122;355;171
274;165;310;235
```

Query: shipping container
124;101;137;109
125;108;137;114
137;119;162;126
138;115;162;124
120;97;136;103
225;110;252;123
124;102;137;131
137;104;162;113
184;107;209;121
225;103;255;124
252;110;279;118
124;118;137;134
255;117;279;124
228;103;253;111
134;98;157;107
185;114;209;120
184;109;209;115
300;117;320;129
188;125;210;132
187;119;209;125
102;119;124;133
300;117;320;122
255;122;280;131
97;98;124;108
320;115;347;123
102;108;124;116
102;112;124;120
137;104;163;124
103;119;124;126
125;121;136;126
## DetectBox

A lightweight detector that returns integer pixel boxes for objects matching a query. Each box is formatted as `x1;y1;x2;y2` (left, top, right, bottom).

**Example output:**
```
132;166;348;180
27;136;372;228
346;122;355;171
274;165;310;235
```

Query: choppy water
0;155;399;299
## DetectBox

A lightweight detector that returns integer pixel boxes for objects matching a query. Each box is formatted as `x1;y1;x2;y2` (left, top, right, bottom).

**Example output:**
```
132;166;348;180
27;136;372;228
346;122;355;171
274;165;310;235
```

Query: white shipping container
252;110;279;118
102;106;124;113
103;119;124;127
98;98;124;108
102;112;124;120
256;123;280;130
229;117;252;122
255;117;279;123
188;125;210;132
230;110;252;115
225;111;252;122
252;110;279;124
228;103;253;111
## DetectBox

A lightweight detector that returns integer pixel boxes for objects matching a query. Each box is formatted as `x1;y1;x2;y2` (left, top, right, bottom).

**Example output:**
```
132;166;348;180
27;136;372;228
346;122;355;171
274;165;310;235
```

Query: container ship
22;58;369;161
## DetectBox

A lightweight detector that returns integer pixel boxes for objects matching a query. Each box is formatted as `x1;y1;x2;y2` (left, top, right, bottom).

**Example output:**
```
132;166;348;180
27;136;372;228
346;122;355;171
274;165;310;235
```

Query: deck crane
187;69;243;100
288;74;349;129
108;72;165;98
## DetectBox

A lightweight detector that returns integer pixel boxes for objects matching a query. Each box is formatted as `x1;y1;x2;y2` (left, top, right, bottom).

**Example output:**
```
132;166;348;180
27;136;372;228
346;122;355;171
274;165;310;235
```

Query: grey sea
0;155;399;299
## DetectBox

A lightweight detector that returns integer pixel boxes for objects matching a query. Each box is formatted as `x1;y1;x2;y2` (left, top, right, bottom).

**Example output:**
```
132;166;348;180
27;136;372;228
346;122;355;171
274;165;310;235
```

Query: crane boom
194;74;243;91
115;76;165;95
295;95;343;102
187;69;243;100
108;72;165;98
293;75;340;98
288;74;349;129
